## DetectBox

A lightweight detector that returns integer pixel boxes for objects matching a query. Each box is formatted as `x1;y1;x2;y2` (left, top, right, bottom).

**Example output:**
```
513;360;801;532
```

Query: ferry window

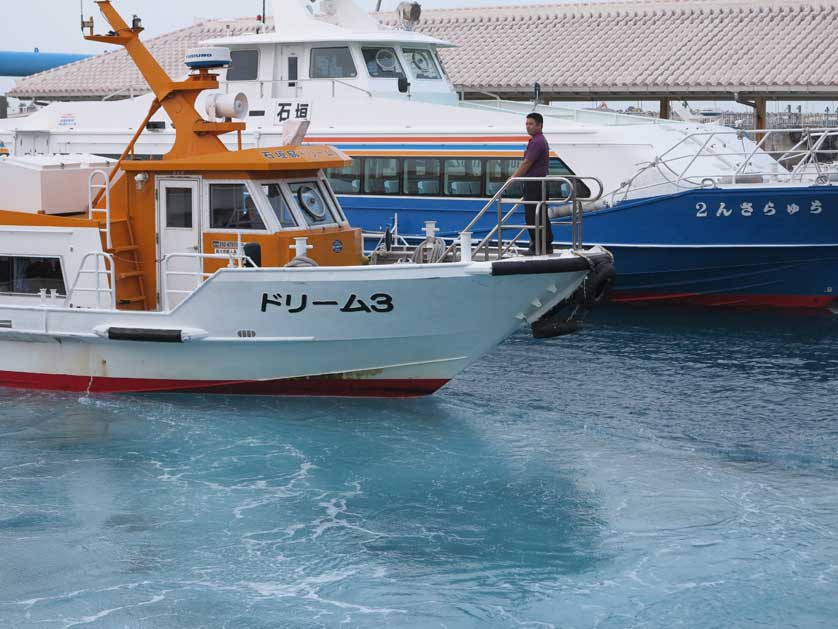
262;184;297;228
403;48;441;80
404;158;442;195
486;159;523;197
364;158;401;195
549;157;590;198
165;187;193;228
444;159;483;197
326;160;362;195
227;50;259;81
209;184;266;230
362;47;405;79
0;256;65;295
310;47;357;79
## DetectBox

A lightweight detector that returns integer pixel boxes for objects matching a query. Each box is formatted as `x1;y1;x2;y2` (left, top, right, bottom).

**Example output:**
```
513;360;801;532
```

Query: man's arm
512;159;533;179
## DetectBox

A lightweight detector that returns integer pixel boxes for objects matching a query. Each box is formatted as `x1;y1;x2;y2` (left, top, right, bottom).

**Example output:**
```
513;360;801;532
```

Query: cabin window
404;158;442;196
0;256;65;296
165;187;193;228
362;47;405;79
262;184;297;228
227;50;259;81
364;158;401;195
326;161;362;195
310;47;357;79
288;181;336;226
403;48;441;80
444;159;483;197
209;184;266;230
486;159;524;197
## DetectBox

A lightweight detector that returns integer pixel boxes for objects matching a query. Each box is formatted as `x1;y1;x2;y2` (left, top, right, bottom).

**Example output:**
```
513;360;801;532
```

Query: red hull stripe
0;370;449;398
610;290;836;309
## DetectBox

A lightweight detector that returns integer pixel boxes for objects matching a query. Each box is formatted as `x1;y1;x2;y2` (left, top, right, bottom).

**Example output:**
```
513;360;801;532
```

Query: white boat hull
0;254;601;397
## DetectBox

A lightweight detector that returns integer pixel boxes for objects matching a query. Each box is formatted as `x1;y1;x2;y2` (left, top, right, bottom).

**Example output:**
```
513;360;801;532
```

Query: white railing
67;252;116;310
607;127;838;205
88;169;112;250
160;251;256;311
223;78;373;99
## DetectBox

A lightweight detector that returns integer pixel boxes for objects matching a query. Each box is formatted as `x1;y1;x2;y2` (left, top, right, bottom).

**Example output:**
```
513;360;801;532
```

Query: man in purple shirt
512;112;552;254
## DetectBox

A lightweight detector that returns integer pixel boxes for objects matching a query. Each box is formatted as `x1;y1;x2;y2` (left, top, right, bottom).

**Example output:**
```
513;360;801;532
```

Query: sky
0;0;833;114
2;0;568;53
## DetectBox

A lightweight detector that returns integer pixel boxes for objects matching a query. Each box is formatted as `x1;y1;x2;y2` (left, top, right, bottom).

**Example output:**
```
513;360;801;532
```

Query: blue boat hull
340;186;838;309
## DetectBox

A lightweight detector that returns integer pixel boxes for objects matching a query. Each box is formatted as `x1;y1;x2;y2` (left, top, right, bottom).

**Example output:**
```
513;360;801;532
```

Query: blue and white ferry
3;0;837;308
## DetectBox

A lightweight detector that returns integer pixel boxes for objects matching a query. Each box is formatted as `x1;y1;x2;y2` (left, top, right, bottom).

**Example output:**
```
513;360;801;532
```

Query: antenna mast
376;1;383;10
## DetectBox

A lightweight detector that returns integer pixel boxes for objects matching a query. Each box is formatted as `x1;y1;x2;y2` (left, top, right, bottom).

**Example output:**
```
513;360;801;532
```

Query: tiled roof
380;0;838;97
10;1;838;100
9;17;268;100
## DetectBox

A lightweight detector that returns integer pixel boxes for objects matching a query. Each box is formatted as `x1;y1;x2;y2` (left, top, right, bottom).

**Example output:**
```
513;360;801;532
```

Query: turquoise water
1;306;837;628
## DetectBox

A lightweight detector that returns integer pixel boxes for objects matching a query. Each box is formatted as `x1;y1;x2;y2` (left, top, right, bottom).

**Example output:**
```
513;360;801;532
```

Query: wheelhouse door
157;179;201;309
274;45;305;100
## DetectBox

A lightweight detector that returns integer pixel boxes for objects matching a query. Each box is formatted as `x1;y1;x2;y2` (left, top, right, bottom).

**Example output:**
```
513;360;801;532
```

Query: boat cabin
0;0;363;313
207;0;458;106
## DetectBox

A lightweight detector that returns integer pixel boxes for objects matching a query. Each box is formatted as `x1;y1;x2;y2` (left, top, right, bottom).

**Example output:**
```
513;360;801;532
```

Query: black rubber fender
574;260;616;308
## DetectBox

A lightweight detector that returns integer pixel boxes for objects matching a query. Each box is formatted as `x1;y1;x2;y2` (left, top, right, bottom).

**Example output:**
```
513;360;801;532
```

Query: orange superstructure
80;0;363;311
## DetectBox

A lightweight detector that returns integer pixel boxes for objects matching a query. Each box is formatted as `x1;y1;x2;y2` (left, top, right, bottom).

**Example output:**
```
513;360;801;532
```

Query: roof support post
659;97;670;120
736;93;767;140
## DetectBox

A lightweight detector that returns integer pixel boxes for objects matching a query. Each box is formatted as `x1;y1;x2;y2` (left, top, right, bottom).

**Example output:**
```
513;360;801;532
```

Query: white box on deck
0;154;114;215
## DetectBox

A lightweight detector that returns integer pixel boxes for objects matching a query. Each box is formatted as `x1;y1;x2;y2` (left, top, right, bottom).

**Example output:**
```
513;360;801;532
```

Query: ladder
88;170;147;310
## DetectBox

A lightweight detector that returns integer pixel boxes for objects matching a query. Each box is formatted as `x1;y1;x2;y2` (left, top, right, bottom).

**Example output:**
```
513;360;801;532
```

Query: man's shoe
521;248;536;256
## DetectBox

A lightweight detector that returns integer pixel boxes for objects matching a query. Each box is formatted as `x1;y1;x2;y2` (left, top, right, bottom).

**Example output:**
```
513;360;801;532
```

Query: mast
83;0;240;159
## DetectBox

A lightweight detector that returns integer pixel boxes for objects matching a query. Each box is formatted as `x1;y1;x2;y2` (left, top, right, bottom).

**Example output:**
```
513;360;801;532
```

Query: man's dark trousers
524;181;553;252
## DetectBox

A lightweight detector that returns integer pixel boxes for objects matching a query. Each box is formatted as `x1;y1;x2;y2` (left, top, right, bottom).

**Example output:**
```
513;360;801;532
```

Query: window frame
362;157;403;196
309;46;358;80
403;157;443;197
443;158;484;198
402;47;443;81
0;255;67;297
361;46;406;79
282;176;345;227
226;49;260;81
259;182;300;230
163;185;195;230
203;180;272;234
325;160;363;196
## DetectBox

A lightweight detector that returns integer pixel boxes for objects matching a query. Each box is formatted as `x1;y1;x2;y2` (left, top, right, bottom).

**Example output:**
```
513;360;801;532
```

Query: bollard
460;231;472;264
290;237;313;258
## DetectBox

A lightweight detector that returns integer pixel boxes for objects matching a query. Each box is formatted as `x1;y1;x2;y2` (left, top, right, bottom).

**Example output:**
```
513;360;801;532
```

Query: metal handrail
223;77;373;99
101;85;138;101
607;127;838;204
442;175;604;261
67;252;116;310
160;251;255;311
88;169;112;250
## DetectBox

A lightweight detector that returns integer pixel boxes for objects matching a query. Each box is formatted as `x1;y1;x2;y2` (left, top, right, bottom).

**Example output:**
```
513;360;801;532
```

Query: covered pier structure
382;0;838;126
